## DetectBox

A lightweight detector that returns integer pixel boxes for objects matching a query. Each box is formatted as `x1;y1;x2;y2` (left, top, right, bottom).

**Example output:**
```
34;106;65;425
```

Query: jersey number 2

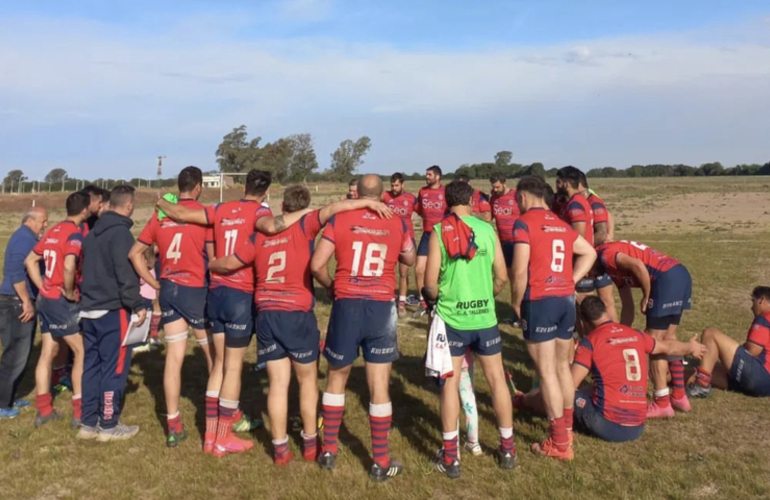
351;242;387;277
266;251;286;283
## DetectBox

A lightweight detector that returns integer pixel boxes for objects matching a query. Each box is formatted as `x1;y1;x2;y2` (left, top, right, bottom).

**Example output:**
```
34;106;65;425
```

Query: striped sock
369;402;392;468
302;431;318;460
563;407;574;432
321;393;345;455
205;392;219;440
149;313;161;339
669;358;686;399
167;412;183;434
654;387;671;407
695;367;712;387
36;393;53;417
273;437;290;457
217;399;238;441
442;430;459;465
72;394;82;420
550;417;569;452
499;426;515;454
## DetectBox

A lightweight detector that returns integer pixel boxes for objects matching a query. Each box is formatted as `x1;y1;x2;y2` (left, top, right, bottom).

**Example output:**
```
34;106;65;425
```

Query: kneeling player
687;286;770;398
596;240;693;418
210;187;392;462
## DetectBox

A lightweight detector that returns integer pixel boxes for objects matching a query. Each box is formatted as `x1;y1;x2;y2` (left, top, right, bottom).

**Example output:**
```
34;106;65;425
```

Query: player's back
208;199;271;292
383;191;416;233
491;189;519;241
587;193;609;226
578;322;654;426
514;208;577;300
470;190;490;215
416;186;447;232
34;220;83;299
139;199;208;287
323;208;409;301
253;210;324;312
599;240;679;282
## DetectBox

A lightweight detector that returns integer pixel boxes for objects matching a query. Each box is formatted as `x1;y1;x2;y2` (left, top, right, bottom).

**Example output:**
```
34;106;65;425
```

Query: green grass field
2;177;770;500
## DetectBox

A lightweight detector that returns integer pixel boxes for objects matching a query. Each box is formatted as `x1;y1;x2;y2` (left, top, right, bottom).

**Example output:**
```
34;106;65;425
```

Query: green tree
44;168;67;183
2;169;26;191
697;162;724;176
287;133;319;182
494;151;513;170
328;136;372;181
216;125;262;173
257;138;293;182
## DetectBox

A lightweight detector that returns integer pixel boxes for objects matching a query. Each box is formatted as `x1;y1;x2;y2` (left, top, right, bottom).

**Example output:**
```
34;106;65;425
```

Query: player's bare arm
23;250;45;291
480;211;492;223
572;236;597;283
208;254;244;275
594;222;609;245
618;286;635;326
422;232;441;301
653;333;707;359
607;211;616;242
511;242;530;318
156;198;209;226
492;237;508;296
318;198;393;225
256;209;312;235
205;241;215;262
743;340;763;357
128;241;160;290
616;253;651;313
61;254;78;302
398;239;416;267
570;363;590;391
310;238;335;290
572;220;587;239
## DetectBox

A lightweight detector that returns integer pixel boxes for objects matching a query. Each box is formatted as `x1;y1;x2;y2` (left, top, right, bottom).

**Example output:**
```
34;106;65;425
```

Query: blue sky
1;0;769;180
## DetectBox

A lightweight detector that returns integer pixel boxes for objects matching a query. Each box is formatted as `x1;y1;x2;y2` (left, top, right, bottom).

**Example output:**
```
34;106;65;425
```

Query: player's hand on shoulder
367;200;393;219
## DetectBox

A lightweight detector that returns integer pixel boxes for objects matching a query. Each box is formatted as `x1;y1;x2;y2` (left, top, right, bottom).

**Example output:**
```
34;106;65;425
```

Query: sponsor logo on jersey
541;225;567;233
608;336;637;346
44;238;60;245
350;226;390;236
422;200;445;210
262;237;290;248
221;218;246;227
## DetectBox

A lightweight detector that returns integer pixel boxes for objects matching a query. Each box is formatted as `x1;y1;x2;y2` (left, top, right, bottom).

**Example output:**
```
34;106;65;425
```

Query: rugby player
423;180;515;478
25;192;90;428
344;179;358;200
595;240;693;417
382;173;417;316
210;187;391;463
517;297;706;442
455;175;491;222
414;165;447;317
512;175;596;460
687;286;770;398
311;174;416;482
129;166;216;448
489;173;520;322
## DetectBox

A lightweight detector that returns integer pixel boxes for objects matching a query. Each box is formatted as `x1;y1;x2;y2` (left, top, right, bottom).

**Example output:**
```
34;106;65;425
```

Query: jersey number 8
622;348;642;382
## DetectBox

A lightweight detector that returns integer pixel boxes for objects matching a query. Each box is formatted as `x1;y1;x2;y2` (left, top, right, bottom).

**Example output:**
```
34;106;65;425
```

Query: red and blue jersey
321;209;414;301
235;210;323;312
33;221;84;299
574;322;656;426
470;190;491;216
490;188;519;242
204;199;271;293
559;193;594;247
587;192;609;226
382;190;417;236
138;199;209;287
513;208;578;300
746;312;770;375
416;185;447;234
597;240;680;288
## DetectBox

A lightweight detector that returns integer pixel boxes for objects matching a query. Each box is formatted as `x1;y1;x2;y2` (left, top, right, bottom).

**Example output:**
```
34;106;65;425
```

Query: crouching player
210;186;393;462
687;286;770;398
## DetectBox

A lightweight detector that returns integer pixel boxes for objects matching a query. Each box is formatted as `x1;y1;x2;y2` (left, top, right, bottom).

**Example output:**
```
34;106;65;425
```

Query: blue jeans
0;296;37;409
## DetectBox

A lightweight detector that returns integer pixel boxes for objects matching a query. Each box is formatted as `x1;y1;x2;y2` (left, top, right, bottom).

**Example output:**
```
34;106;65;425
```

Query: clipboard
122;314;151;347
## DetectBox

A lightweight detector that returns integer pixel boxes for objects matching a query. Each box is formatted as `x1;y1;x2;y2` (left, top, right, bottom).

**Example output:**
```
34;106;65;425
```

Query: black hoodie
80;211;144;313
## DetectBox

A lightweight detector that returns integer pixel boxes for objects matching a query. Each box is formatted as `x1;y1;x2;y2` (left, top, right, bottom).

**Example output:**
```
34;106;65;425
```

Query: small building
202;175;221;188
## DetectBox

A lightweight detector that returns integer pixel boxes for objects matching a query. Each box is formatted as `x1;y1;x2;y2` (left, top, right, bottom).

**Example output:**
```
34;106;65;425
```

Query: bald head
23;206;48;236
357;174;383;199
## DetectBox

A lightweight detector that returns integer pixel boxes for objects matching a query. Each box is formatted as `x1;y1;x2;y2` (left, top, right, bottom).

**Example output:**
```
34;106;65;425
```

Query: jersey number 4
351;241;387;277
166;233;183;265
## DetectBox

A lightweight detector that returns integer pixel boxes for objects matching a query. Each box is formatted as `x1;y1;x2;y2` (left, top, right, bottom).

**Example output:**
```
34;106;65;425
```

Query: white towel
425;313;454;379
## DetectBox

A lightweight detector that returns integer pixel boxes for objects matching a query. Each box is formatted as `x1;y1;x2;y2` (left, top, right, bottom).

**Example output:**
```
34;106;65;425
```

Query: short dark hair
516;175;550;199
445;180;473;208
101;189;110;205
455;174;470;183
490;172;506;184
66;191;90;216
283;185;311;213
81;184;105;202
178;166;203;193
390;172;404;183
752;286;770;302
348;178;358;187
245;169;271;197
556;166;583;190
579;171;589;189
580;296;607;323
427;165;442;177
109;185;135;208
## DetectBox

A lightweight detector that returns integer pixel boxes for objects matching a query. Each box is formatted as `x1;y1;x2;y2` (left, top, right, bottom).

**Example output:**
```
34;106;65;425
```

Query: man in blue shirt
0;207;48;419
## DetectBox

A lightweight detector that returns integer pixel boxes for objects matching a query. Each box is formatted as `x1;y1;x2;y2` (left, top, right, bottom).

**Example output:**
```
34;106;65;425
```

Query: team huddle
9;164;770;482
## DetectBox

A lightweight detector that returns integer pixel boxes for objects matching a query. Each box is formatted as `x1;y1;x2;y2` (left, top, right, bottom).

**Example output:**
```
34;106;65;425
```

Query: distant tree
257;138;293;182
697;162;724;176
44;168;67;184
216;125;262;173
522;163;546;178
328;136;372;181
494;151;513;170
758;162;770;176
2;169;26;191
286;133;319;182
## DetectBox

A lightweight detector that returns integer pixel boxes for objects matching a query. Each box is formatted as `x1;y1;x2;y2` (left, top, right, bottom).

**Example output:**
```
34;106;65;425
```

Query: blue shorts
446;324;502;357
576;273;613;293
574;390;644;442
207;287;255;348
159;280;207;330
257;310;320;364
501;241;514;268
646;265;692;329
521;296;576;343
417;231;432;257
324;299;398;367
38;296;81;337
728;346;770;397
